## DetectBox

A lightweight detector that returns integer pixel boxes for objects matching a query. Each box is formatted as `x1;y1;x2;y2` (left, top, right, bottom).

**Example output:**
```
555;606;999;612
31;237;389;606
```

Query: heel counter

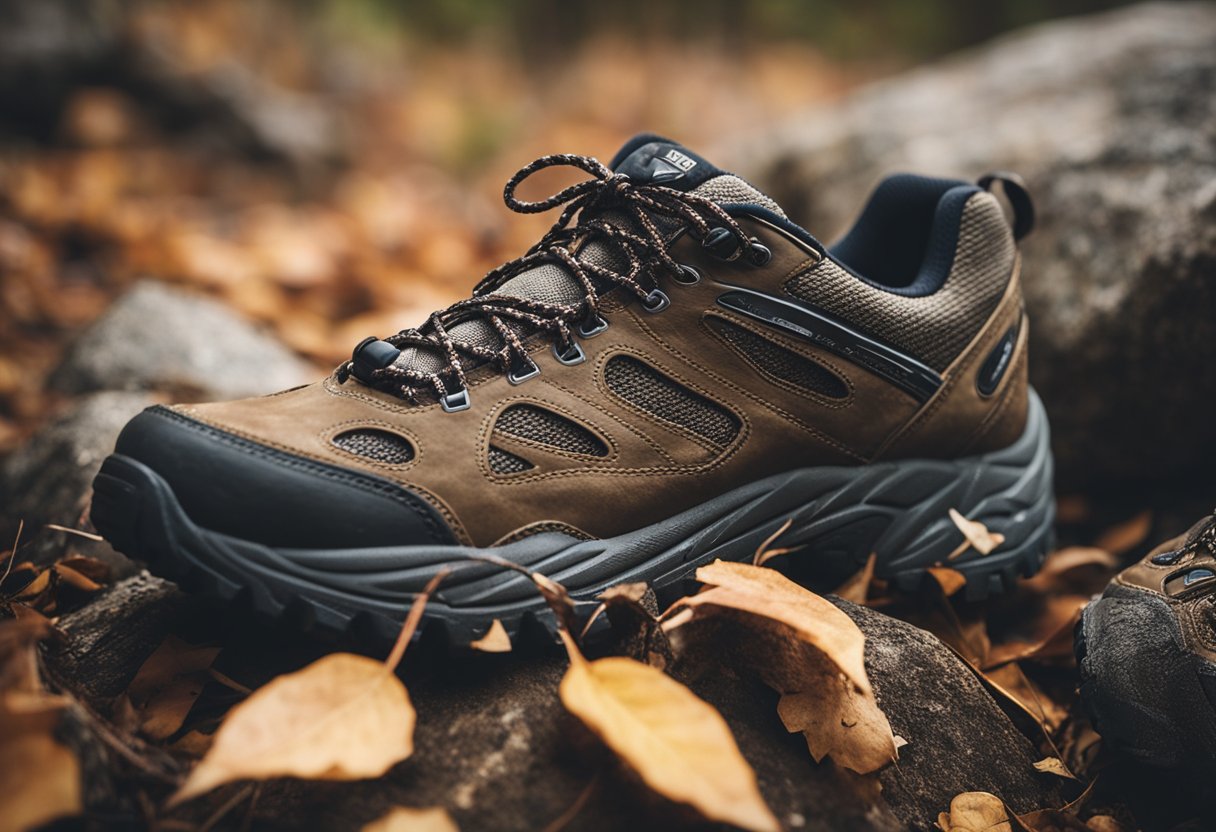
879;250;1030;460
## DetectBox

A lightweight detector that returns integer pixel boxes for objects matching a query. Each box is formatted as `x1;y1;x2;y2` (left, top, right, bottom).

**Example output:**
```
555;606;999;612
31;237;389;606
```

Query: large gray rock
736;2;1216;490
47;577;1061;831
49;281;312;401
0;391;153;569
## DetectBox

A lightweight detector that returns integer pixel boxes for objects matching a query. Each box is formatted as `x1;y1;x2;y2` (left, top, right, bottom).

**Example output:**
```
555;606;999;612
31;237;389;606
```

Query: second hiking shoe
91;135;1053;645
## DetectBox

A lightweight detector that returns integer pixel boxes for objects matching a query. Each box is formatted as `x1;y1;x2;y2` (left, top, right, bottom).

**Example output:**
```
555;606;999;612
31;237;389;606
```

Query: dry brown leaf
1084;816;1126;832
556;629;779;832
170;652;415;805
1032;756;1077;780
947;509;1006;560
361;806;460;832
125;635;220;740
928;566;968;597
833;553;877;603
170;572;450;806
0;731;82;832
469;619;511;653
681;560;869;691
0;617;82;832
1094;511;1151;556
670;560;897;773
937;791;1013;832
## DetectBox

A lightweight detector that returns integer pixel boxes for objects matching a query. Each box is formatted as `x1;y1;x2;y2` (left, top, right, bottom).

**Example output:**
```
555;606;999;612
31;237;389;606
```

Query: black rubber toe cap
111;406;458;549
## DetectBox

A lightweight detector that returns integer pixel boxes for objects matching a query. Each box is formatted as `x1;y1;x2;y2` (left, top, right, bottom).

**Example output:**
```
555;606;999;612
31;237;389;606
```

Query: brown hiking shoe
1077;512;1216;772
90;135;1053;645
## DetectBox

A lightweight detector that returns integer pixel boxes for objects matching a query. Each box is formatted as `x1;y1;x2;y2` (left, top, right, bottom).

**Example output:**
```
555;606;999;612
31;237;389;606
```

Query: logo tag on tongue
613;140;718;189
662;149;697;172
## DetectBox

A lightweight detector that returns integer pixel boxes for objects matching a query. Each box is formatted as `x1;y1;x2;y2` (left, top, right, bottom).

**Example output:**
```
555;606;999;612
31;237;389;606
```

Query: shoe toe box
110;405;458;549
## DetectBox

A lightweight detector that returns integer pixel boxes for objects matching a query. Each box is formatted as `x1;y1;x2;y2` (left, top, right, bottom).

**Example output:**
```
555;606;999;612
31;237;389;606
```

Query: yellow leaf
556;630;778;832
927;566;968;597
126;635;220;741
362;806;460;832
938;791;1012;832
171;653;414;805
833;553;877;603
947;509;1006;559
671;561;897;774
687;560;869;692
1031;756;1077;780
0;732;81;832
469;619;511;654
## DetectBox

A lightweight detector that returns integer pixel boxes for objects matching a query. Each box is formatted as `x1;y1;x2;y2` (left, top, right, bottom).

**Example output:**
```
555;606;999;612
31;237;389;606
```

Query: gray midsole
189;389;1053;613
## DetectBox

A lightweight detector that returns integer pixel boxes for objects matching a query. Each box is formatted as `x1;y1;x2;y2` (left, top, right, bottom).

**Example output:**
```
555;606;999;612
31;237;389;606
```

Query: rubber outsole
92;391;1055;650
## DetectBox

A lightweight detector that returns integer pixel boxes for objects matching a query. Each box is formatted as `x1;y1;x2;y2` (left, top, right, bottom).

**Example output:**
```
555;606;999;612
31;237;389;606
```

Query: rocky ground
2;3;1214;831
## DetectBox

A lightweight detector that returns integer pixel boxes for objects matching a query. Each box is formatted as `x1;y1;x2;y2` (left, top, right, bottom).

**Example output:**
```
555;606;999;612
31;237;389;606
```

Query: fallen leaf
125;635;220;740
170;652;415;805
556;629;779;832
1094;511;1151;556
170;571;449;805
0;731;82;832
469;619;511;653
937;791;1013;832
669;560;897;773
833;553;877;603
928;566;968;597
1032;756;1077;780
947;509;1006;560
679;560;869;691
0;617;82;831
1084;816;1126;832
362;806;460;832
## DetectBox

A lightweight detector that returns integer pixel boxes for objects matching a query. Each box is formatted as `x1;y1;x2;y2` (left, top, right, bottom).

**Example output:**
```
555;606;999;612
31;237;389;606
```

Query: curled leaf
937;791;1013;832
556;629;778;832
669;561;897;774
469;619;512;654
947;509;1006;560
1032;756;1077;780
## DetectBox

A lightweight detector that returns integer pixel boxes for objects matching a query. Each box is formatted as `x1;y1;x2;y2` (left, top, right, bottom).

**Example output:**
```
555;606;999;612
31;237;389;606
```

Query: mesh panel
692;174;786;217
332;429;414;464
488;445;534;474
604;356;740;447
494;405;609;456
707;317;848;398
785;193;1014;371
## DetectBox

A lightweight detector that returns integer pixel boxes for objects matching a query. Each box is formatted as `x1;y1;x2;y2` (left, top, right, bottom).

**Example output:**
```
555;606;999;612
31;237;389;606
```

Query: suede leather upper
117;202;1031;550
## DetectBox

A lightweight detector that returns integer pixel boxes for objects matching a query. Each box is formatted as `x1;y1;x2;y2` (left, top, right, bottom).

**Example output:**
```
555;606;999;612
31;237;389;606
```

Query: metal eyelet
577;314;609;338
673;264;701;285
702;227;741;260
440;387;471;413
553;341;586;366
641;289;670;313
746;241;772;266
507;356;541;385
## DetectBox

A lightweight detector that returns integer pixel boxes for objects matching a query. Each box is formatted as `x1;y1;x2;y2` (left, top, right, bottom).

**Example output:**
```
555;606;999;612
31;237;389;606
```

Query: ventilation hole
332;429;414;464
604;356;741;447
707;317;849;399
488;445;534;474
494;405;608;457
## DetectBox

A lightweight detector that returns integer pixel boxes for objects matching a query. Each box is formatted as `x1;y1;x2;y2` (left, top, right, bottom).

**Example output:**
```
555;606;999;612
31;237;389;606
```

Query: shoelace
338;153;768;402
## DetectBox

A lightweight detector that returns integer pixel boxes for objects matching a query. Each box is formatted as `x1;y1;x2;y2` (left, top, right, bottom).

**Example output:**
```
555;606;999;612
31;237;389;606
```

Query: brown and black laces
336;153;770;407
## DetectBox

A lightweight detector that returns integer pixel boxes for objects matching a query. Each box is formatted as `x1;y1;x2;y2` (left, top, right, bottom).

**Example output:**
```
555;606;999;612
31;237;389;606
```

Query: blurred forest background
0;0;1146;453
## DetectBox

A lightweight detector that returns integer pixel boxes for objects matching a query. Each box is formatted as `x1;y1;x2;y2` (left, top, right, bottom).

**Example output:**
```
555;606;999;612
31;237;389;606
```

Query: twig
385;567;451;671
0;518;24;591
198;783;254;832
44;523;104;542
541;770;601;832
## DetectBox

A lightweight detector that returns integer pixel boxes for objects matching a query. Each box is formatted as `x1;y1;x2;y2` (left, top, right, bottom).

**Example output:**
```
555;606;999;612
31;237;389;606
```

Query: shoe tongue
609;136;725;191
392;136;786;381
